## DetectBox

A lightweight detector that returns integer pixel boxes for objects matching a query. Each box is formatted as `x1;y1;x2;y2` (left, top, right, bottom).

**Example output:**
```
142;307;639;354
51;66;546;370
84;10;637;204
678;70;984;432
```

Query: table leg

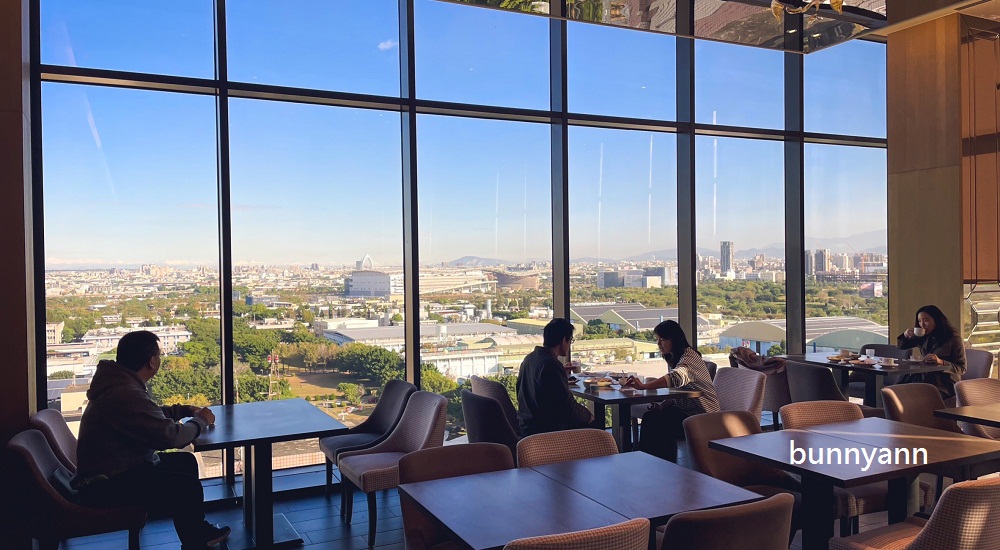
839;369;851;395
243;445;253;533
865;376;885;409
887;476;919;524
249;443;273;547
593;402;606;429
611;403;631;452
801;476;834;550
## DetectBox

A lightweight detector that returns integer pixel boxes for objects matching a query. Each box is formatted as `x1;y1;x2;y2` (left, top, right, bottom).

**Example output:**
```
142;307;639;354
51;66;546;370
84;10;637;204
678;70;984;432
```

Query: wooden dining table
709;417;1000;550
194;398;348;549
782;352;950;408
569;382;701;451
935;403;1000;429
398;451;761;550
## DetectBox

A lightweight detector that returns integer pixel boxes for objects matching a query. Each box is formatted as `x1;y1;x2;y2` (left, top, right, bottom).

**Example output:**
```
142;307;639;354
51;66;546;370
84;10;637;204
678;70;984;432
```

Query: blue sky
39;0;886;269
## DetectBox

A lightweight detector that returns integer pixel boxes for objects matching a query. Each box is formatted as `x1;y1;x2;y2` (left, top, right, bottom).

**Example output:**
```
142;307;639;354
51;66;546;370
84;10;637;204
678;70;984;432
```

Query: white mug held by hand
913;327;926;338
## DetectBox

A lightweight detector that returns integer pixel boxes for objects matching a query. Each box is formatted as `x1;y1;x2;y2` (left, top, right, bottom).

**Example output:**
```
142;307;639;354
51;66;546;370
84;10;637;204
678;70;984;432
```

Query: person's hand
923;353;942;365
904;328;915;339
194;407;215;426
624;376;644;389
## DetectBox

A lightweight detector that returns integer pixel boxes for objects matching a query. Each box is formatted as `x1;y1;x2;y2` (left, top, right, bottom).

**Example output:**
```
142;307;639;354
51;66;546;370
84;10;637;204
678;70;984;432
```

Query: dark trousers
638;406;690;462
79;452;207;545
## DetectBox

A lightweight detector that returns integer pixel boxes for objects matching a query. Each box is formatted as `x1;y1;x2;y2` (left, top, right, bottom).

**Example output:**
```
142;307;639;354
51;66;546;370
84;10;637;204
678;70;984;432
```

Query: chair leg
367;491;378;547
935;475;944;506
852;516;860;534
839;517;852;537
325;458;333;495
343;478;355;522
631;418;640;448
128;528;142;550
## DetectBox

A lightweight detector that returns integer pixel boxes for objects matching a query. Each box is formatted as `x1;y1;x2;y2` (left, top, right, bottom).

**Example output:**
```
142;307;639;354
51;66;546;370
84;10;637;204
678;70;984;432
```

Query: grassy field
286;370;377;428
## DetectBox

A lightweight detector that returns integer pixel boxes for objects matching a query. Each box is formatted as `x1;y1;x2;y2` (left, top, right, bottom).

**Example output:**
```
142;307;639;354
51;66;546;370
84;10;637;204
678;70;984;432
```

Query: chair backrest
786;361;847;403
470;375;519;435
963;348;994;381
399;443;515;550
363;379;417;434
881;383;963;433
502;518;650;550
381;391;449;453
713;367;766;421
516;429;618;468
860;343;910;360
5;430;146;538
779;400;863;430
955;378;1000;440
29;408;78;473
660;493;794;550
705;361;718;381
909;476;1000;550
461;389;520;458
682;411;795;488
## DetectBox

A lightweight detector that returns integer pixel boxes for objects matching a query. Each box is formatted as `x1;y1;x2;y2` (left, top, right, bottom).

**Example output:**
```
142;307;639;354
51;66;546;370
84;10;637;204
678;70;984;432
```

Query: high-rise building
815;249;832;272
805;250;816;276
720;241;735;274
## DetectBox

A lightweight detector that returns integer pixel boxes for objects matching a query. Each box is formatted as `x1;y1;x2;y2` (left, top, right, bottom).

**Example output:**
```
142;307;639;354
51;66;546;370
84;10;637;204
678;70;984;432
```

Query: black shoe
205;523;231;547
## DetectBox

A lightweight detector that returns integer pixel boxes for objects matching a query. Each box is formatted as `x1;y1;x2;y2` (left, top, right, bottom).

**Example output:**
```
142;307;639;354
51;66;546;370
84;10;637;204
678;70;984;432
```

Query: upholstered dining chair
829;476;1000;550
786;361;884;418
470;375;519;435
461;389;520;459
955;378;1000;440
6;429;146;550
319;379;416;508
848;344;910;400
779;401;934;533
29;408;78;473
398;443;515;550
713;367;766;421
962;348;994;381
338;391;448;548
502;518;650;550
659;493;794;550
516;428;618;468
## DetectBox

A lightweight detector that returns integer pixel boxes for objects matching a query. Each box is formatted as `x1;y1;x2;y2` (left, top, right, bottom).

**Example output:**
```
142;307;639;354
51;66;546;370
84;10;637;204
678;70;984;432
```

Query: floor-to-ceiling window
33;0;887;477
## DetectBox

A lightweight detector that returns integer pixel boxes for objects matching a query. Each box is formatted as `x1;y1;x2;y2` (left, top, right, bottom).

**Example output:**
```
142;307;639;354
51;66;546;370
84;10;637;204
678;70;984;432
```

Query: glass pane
804;144;888;351
569;127;677;377
805;39;886;138
417;114;552;439
455;0;551;17
567;1;677;34
568;22;676;120
41;83;221;476
415;0;549;109
227;0;400;96
696;136;785;356
696;40;784;129
694;0;783;49
229;99;403;470
41;0;215;77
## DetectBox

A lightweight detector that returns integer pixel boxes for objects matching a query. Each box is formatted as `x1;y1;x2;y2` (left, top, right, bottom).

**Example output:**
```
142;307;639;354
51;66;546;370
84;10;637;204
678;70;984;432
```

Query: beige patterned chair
516;429;618;468
955;378;1000;440
714;367;766;421
471;375;520;435
29;408;78;473
779;401;934;535
829;476;1000;550
660;493;794;550
502;518;650;550
338;391;448;548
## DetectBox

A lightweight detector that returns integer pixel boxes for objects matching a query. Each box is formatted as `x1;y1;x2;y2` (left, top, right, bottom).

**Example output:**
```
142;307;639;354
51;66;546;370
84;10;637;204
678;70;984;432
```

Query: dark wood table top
570;383;701;405
193;398;348;451
399;468;629;550
530;452;762;524
936;404;1000;429
785;353;951;376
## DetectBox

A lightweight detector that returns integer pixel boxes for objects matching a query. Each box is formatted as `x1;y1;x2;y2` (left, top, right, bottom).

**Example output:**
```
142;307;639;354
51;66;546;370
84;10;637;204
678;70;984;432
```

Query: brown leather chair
503;518;650;550
516;428;618;468
6;429;146;550
881;383;963;434
955;378;1000;440
470;375;520;435
398;443;514;550
29;408;78;473
830;476;1000;550
461;389;520;459
962;348;994;380
786;361;883;418
660;493;794;550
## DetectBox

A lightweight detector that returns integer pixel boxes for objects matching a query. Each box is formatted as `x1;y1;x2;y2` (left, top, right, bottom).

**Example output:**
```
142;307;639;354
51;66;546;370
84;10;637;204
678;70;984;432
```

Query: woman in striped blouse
624;320;720;462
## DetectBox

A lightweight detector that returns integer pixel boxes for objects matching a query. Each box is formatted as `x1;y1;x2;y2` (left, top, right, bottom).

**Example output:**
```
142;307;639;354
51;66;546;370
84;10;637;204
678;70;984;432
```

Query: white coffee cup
882;357;897;366
913;327;926;337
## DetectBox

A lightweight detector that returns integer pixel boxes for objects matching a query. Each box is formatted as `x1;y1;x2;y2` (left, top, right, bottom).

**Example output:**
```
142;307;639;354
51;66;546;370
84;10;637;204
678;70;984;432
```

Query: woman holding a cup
896;305;967;399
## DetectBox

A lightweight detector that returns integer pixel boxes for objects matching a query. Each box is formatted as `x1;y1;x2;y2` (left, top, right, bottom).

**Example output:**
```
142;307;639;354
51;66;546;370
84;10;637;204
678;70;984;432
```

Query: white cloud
378;40;398;51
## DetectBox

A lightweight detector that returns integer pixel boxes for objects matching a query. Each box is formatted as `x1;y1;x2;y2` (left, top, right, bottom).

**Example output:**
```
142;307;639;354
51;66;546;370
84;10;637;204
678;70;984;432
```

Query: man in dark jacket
516;318;595;436
74;330;230;549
